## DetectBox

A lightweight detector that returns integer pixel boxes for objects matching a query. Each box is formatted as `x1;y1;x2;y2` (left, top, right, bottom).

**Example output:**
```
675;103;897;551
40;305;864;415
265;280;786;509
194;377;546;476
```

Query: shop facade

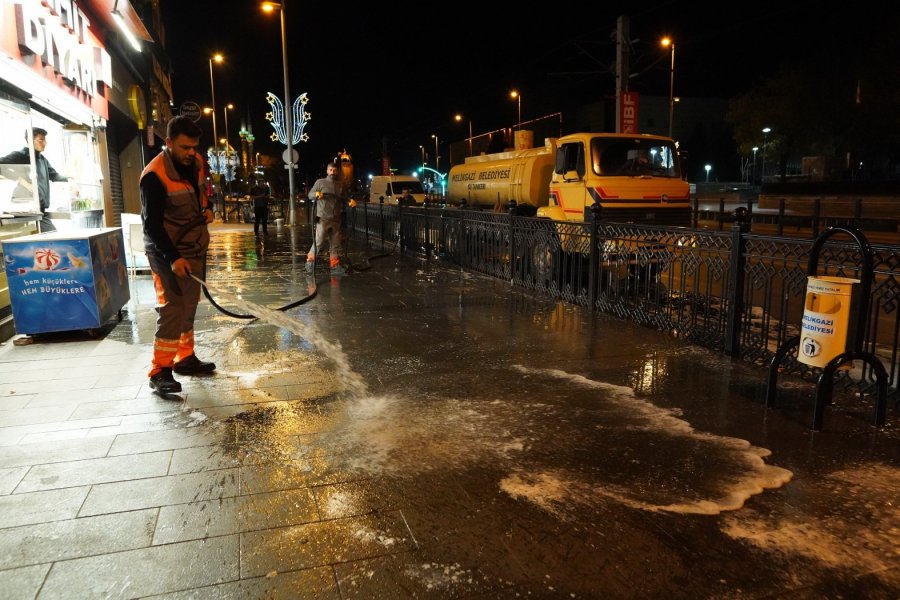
0;0;168;341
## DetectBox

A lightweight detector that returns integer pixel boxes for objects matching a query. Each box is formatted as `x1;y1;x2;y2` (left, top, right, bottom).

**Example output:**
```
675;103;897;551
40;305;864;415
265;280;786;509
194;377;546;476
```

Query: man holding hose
140;116;216;394
306;161;355;275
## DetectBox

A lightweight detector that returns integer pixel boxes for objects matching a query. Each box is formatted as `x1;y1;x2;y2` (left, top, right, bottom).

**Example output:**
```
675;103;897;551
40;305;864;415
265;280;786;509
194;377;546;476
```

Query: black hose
191;203;395;319
171;211;319;320
197;266;319;320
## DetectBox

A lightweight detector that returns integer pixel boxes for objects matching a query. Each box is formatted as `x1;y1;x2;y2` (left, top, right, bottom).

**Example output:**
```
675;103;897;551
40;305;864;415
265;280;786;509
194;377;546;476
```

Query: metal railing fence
346;202;900;398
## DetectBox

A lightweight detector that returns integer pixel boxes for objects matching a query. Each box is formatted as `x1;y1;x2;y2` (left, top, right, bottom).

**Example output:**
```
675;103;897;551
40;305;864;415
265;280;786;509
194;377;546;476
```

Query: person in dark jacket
250;179;270;237
0;128;69;232
139;116;216;395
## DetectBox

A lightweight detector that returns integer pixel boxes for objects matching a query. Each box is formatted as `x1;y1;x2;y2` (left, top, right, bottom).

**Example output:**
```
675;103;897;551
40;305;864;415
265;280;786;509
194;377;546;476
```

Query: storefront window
0;99;103;231
0;97;39;217
60;128;103;214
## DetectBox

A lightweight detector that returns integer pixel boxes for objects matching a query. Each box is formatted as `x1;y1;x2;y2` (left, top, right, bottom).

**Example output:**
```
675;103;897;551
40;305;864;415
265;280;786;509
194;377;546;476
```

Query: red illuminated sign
620;92;638;134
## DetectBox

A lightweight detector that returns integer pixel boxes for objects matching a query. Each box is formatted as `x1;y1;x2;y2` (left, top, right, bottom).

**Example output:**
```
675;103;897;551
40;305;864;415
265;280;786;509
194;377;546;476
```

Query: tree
726;15;900;183
726;65;838;181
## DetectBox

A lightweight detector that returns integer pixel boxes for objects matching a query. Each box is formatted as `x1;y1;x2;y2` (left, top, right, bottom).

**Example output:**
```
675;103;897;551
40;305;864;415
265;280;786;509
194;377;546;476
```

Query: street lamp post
431;134;439;172
419;145;424;168
661;37;675;138
208;54;223;214
454;114;473;157
262;1;296;226
223;103;233;199
510;90;521;129
751;146;759;184
705;164;711;182
761;127;771;181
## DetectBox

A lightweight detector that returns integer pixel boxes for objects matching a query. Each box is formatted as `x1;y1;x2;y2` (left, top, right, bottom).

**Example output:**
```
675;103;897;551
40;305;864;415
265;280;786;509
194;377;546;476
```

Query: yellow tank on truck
447;138;557;215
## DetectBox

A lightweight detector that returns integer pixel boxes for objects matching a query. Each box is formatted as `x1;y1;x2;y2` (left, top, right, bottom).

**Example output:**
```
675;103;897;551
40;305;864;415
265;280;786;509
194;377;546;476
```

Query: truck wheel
527;222;561;289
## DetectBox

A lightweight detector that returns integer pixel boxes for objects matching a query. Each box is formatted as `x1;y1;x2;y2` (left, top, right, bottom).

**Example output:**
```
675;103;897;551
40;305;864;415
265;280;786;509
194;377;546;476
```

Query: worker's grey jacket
308;175;345;222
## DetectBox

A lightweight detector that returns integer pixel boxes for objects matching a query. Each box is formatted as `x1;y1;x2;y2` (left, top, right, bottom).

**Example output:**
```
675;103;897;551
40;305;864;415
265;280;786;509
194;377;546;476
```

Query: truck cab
538;133;691;226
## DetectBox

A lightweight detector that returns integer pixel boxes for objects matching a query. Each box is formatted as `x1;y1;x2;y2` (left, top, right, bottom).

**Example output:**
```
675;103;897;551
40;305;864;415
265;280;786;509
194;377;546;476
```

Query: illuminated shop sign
1;0;111;119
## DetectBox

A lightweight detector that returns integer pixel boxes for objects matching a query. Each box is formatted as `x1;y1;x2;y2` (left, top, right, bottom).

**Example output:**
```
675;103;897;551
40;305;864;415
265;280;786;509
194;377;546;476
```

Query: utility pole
615;15;631;134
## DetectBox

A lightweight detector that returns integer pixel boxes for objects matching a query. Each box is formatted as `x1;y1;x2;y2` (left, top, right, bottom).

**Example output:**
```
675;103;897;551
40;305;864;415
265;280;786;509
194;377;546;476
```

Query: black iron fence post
425;208;432;262
399;203;406;253
363;198;369;248
508;201;517;283
725;207;751;357
458;204;466;269
378;199;385;252
588;202;601;307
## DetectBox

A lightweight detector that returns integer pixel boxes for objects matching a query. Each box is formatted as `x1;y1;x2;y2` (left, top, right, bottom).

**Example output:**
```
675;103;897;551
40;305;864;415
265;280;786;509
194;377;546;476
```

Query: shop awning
87;0;154;43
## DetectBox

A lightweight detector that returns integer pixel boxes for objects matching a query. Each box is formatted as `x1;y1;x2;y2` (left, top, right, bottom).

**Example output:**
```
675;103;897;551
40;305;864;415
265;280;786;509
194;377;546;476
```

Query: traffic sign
282;148;299;165
180;101;202;122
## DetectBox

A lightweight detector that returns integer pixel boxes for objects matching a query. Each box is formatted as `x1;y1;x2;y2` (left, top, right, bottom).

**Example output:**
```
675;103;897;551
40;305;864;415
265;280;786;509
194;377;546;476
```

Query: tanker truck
447;132;690;224
447;132;692;287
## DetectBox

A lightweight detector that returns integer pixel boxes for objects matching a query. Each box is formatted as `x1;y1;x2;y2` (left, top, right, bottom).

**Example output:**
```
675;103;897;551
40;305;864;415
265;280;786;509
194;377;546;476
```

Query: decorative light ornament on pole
455;114;473;158
761;127;771;180
660;37;675;138
203;107;231;181
510;90;521;129
418;166;447;198
262;1;307;227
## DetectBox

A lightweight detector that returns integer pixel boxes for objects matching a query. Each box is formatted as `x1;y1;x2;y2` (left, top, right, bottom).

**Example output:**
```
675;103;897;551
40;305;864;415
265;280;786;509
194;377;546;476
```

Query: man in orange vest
140;116;216;394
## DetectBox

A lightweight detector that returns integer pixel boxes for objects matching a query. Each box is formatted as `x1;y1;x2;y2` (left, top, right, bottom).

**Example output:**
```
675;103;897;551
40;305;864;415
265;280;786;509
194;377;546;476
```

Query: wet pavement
0;222;899;599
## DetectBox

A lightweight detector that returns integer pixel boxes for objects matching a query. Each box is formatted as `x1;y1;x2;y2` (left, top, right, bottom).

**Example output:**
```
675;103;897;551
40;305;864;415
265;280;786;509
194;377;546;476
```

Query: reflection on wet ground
1;222;899;599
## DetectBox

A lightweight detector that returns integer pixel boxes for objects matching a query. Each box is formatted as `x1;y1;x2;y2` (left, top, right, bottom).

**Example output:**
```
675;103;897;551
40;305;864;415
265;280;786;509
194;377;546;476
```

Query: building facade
0;0;171;341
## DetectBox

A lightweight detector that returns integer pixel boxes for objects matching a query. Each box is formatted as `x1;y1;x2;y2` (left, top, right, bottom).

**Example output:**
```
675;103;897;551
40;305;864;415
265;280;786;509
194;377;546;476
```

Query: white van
368;175;426;205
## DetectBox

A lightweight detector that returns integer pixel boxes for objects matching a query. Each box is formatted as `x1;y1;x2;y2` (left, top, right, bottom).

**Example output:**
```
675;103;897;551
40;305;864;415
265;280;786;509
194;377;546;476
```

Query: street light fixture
761;127;771;181
419;145;424;168
510;90;521;129
455;114;473;158
705;164;711;182
261;1;296;226
660;37;675;138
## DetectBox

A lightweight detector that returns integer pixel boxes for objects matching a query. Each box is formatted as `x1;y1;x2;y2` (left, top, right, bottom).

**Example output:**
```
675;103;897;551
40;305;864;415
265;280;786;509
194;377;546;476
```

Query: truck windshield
592;138;681;178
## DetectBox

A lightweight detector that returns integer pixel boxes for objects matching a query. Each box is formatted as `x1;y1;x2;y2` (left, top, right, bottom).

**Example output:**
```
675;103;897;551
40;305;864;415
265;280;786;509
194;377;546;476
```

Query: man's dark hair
327;162;337;169
30;127;48;138
166;116;202;140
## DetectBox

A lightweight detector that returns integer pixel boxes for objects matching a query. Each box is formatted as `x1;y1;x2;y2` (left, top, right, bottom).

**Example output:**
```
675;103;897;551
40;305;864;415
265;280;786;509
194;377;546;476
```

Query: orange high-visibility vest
140;151;209;259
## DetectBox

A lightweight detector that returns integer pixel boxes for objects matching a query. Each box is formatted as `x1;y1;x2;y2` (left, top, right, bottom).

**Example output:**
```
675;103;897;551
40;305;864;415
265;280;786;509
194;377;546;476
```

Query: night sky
158;0;885;182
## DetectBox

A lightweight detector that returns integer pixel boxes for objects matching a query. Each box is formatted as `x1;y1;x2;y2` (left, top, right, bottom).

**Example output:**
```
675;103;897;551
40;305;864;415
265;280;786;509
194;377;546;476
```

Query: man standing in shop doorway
140;116;216;395
0;128;69;232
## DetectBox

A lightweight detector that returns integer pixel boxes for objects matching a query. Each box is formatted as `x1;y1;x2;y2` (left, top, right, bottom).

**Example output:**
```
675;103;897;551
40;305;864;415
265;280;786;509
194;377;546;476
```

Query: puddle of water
195;276;367;396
